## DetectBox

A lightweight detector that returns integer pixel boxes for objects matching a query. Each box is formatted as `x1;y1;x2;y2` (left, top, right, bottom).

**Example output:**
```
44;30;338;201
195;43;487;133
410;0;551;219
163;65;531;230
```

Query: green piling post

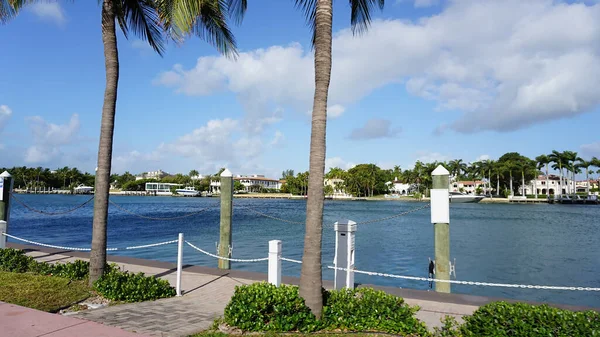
218;168;233;269
431;165;450;293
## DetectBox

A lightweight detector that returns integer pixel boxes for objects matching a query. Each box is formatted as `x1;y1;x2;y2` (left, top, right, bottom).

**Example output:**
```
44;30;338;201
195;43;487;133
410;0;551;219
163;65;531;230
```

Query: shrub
224;282;320;332
94;267;176;302
0;248;34;272
322;287;428;335
460;301;600;337
432;316;462;337
223;283;427;335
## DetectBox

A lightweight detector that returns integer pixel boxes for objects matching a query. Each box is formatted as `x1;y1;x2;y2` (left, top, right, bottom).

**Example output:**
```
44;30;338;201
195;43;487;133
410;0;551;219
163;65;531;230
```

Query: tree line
280;152;600;198
0;166;95;191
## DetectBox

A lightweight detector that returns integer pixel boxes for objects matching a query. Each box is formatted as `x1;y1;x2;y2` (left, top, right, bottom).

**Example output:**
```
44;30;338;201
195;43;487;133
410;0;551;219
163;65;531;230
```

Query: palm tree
502;160;517;197
575;159;592;195
548;150;565;197
562;151;578;197
291;0;386;317
491;161;504;197
535;155;550;198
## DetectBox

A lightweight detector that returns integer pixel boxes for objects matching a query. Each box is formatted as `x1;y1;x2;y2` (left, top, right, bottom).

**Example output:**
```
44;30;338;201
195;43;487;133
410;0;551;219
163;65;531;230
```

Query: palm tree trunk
510;173;513;196
522;171;525;196
89;0;119;286
299;0;332;319
545;165;549;198
586;168;589;195
496;174;499;197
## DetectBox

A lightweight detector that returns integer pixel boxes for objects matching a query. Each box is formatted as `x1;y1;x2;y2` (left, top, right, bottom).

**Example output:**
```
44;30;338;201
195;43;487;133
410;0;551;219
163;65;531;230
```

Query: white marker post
431;165;450;293
268;240;282;286
176;233;184;296
334;220;356;290
0;171;13;249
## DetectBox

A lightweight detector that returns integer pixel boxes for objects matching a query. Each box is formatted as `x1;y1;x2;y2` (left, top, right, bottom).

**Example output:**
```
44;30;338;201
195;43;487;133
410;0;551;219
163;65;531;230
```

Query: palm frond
226;0;245;25
115;0;166;56
349;0;384;35
1;0;36;24
158;0;237;58
294;0;316;46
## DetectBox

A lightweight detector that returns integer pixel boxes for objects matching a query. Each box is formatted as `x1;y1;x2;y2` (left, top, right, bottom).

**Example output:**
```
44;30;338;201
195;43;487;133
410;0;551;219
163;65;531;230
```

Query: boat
175;186;200;197
73;184;94;194
449;191;484;203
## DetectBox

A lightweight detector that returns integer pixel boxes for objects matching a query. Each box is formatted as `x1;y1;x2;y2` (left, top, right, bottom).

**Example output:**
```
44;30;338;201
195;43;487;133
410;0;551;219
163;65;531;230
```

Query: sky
1;0;600;179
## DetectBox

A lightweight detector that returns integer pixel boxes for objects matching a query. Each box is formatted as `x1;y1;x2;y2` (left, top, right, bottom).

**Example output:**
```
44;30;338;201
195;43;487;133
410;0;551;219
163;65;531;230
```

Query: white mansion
210;174;282;193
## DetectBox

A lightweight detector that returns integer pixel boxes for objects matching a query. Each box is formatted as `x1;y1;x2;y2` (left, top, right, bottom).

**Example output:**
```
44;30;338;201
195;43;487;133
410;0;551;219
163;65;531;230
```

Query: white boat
175;186;200;197
449;191;484;203
73;184;94;194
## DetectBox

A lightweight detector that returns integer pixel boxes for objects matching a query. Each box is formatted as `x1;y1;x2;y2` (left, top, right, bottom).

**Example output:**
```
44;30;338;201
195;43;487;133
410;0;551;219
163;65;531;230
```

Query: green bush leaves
224;282;427;335
461;301;600;337
93;266;176;302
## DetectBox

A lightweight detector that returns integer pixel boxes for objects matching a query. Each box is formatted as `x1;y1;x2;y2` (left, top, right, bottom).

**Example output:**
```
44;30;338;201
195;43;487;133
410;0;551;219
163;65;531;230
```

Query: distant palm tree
548;151;565;196
562;151;578;197
502;160;517;196
535;155;550;198
576;159;592;195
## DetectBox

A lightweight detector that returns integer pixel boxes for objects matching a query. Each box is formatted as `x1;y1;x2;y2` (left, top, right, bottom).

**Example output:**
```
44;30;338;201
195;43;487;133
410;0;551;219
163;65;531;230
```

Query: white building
386;178;412;195
210;174;282;193
521;175;572;195
135;170;169;181
450;180;487;194
324;178;352;198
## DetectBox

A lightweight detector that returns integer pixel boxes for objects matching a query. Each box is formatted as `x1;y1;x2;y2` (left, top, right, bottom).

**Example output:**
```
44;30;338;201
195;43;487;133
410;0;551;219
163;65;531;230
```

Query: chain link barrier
234;205;305;225
235;203;429;226
185;240;269;262
327;266;600;292
10;193;94;215
109;199;218;220
355;203;430;225
2;233;177;252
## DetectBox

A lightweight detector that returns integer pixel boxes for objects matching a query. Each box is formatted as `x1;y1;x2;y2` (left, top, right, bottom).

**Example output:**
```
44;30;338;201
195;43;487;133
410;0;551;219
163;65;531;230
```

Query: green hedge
0;248;175;302
223;282;427;335
460;302;600;337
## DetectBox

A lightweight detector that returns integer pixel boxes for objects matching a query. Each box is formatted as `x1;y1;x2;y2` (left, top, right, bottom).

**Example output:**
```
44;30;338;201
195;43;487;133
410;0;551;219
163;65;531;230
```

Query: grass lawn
0;271;90;313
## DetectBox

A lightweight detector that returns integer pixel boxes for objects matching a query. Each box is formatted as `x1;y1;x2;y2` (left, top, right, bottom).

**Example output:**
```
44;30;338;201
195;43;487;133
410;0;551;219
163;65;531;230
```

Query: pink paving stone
0;302;148;337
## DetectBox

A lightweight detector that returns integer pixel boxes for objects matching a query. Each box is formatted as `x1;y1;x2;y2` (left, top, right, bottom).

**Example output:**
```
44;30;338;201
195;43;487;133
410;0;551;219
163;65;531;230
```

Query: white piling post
268;240;282;286
0;220;6;249
176;233;184;296
334;220;357;290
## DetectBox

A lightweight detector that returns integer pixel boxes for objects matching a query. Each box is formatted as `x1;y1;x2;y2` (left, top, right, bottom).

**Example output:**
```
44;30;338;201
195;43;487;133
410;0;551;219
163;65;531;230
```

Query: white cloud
156;0;600;134
414;0;439;8
113;118;273;175
413;151;449;164
131;40;152;51
476;154;491;162
581;142;600;157
269;130;285;147
24;114;81;164
349;119;401;140
326;157;356;171
30;3;65;25
0;105;12;130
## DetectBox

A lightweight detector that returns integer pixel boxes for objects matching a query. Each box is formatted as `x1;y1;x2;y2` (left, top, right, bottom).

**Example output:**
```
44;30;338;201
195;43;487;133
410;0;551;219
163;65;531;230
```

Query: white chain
280;257;303;264
124;240;178;250
185;240;268;262
2;233;176;252
328;266;600;291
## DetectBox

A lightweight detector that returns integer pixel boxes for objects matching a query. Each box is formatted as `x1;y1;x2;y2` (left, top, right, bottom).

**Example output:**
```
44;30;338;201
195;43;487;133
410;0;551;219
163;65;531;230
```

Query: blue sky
1;0;600;178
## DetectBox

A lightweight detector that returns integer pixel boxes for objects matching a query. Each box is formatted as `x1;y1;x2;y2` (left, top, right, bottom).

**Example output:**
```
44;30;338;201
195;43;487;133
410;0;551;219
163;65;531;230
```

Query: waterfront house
450;180;487;194
135;170;169;181
386;178;412;195
210;174;282;193
522;175;572;195
324;178;352;198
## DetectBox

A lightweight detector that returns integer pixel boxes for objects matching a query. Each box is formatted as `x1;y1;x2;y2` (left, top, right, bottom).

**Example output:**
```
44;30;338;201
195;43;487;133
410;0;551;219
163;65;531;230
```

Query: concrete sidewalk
0;301;148;337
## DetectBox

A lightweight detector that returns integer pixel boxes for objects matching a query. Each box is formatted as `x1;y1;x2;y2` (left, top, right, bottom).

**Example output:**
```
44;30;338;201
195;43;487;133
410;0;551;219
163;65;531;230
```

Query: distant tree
281;169;295;179
234;180;245;192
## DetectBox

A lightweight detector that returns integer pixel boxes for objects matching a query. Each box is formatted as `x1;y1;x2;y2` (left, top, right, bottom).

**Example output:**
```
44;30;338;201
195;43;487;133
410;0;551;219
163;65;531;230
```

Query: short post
268;240;282;286
431;165;450;293
218;169;233;269
176;233;184;296
0;171;13;249
334;220;357;290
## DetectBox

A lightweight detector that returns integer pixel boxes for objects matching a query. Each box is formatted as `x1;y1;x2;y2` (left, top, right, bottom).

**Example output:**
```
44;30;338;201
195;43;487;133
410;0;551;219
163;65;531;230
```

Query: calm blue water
6;195;600;308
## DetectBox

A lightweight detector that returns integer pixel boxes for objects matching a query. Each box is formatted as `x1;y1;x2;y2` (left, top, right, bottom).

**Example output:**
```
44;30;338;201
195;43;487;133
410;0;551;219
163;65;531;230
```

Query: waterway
6;194;600;308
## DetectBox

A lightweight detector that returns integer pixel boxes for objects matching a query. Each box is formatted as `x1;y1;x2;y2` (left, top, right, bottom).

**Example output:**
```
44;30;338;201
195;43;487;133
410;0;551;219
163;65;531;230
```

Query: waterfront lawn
0;271;90;312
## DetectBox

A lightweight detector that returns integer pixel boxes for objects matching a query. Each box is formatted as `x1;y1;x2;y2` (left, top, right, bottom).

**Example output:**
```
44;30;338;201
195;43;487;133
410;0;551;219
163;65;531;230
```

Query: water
7;195;600;308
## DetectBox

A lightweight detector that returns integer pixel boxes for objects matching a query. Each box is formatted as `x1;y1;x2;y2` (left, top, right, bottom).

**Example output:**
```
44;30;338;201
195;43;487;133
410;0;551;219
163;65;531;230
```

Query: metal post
268;240;282;286
0;171;13;249
219;169;233;269
176;233;184;296
334;219;357;290
431;165;450;293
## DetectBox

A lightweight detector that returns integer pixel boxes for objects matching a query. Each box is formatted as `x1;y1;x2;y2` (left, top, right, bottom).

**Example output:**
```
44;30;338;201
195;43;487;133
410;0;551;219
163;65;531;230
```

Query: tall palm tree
502;160;516;197
562;151;578;197
294;0;385;317
535;155;549;198
491;161;504;197
548;150;564;197
3;0;239;285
